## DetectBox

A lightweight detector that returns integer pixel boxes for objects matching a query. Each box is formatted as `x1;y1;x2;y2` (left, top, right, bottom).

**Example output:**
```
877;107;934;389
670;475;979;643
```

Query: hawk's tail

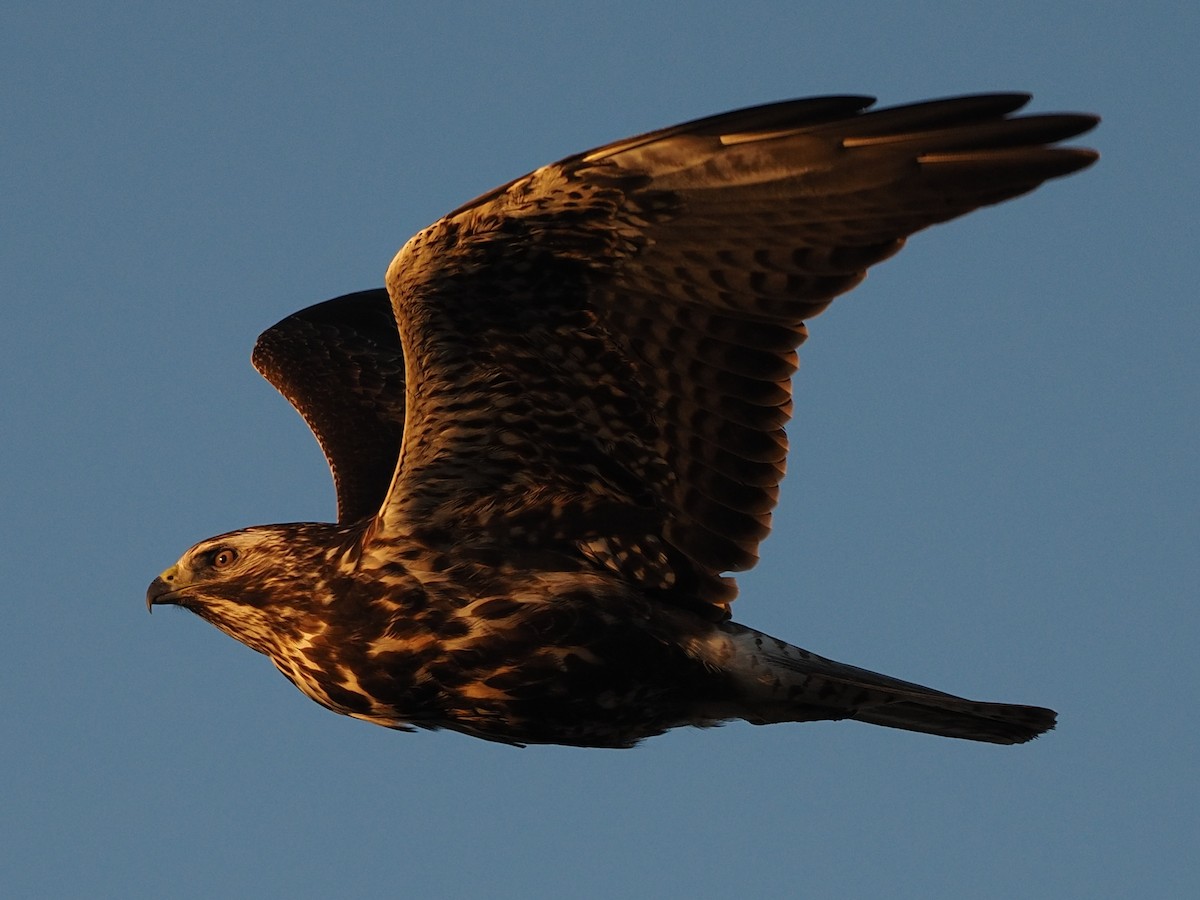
716;623;1055;745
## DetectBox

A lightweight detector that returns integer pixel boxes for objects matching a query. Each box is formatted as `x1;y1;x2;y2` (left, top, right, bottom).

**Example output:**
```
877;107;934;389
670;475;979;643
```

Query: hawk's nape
149;93;1095;749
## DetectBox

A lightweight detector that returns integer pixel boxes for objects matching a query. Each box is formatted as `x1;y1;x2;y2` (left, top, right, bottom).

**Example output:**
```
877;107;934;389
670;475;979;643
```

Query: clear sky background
3;3;1196;898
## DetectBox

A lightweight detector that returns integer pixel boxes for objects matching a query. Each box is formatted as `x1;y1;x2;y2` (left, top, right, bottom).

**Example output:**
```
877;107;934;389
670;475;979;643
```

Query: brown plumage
148;93;1097;747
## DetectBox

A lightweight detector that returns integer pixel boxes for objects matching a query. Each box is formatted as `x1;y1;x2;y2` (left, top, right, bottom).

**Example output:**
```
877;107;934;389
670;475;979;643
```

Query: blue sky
3;3;1196;898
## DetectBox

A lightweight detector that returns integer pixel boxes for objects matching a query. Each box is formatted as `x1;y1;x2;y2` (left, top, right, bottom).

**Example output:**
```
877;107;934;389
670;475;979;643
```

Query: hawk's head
147;523;356;656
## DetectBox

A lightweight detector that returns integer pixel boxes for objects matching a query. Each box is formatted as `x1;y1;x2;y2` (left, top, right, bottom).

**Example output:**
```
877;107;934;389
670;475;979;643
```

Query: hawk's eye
211;548;238;569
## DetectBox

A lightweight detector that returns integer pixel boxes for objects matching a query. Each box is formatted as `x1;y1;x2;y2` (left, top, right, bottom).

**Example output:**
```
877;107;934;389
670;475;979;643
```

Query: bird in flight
149;93;1097;748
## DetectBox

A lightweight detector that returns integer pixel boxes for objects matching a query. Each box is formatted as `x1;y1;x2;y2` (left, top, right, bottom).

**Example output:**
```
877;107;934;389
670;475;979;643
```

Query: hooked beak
146;568;180;613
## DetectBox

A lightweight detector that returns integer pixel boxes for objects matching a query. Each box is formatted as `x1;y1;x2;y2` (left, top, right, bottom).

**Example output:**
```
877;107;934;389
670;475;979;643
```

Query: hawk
148;93;1097;748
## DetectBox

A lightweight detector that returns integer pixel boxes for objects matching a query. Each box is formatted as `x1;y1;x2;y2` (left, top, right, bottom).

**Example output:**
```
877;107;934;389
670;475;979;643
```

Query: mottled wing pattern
580;94;1097;587
252;289;405;523
363;95;1097;614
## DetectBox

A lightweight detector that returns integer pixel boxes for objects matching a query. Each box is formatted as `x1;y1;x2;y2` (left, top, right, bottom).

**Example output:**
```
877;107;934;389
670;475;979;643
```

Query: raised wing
252;289;405;524
365;94;1096;615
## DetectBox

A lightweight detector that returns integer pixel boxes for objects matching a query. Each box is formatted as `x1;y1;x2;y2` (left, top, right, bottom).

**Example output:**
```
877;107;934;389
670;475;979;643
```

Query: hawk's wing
266;94;1098;616
252;289;405;524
